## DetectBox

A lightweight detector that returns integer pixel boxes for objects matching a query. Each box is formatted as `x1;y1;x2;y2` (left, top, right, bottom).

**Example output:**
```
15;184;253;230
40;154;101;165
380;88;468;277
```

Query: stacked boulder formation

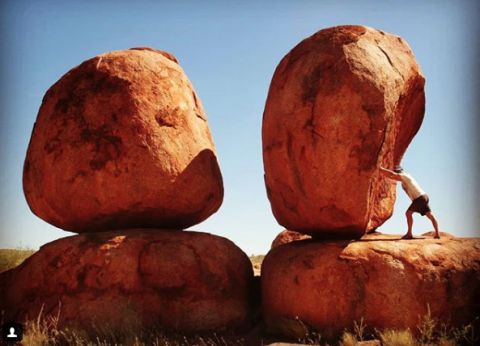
0;48;254;333
262;26;480;338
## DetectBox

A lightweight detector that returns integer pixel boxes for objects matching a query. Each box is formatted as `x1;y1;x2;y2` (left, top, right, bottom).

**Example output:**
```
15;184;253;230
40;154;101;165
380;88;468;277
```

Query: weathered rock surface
23;48;223;232
0;230;254;332
271;229;311;249
262;233;480;339
262;25;425;238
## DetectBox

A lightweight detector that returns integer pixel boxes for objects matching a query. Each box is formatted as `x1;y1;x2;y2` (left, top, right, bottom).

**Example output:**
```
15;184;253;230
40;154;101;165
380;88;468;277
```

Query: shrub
0;248;36;272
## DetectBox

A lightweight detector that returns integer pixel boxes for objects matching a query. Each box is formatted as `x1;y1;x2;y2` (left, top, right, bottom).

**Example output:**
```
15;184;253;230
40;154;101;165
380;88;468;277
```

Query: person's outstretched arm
379;167;402;181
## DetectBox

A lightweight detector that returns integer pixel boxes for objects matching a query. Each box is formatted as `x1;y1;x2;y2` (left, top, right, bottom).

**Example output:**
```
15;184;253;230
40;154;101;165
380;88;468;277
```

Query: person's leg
425;212;440;239
402;210;414;239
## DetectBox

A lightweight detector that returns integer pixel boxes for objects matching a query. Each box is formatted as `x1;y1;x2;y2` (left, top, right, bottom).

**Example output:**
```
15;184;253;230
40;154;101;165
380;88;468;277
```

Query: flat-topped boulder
23;47;223;233
0;230;254;333
262;232;480;339
262;25;425;238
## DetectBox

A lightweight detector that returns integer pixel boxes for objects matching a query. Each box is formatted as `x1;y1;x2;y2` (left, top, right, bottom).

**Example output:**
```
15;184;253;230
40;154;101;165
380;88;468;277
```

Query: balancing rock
262;25;425;237
23;48;223;232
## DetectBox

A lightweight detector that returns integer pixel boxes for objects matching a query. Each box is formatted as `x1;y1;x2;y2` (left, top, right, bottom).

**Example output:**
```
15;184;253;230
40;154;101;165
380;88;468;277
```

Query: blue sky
0;0;478;255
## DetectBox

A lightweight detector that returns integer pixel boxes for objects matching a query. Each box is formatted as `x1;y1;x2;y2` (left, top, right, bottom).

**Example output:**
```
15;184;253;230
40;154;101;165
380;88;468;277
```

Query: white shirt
397;172;426;200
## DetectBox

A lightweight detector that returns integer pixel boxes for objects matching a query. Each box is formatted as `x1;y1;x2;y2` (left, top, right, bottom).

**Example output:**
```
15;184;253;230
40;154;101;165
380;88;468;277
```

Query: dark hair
394;165;404;173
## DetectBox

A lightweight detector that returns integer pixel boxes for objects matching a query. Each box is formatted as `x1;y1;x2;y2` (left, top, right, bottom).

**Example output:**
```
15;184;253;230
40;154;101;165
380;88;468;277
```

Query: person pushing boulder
380;166;440;239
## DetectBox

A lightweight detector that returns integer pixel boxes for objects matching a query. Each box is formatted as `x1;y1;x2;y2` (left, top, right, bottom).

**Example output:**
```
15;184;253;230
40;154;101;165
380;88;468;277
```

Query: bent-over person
380;166;440;239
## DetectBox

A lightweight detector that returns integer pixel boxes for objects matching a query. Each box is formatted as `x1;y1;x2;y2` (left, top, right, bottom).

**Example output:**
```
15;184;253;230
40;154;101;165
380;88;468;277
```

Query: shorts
408;194;431;216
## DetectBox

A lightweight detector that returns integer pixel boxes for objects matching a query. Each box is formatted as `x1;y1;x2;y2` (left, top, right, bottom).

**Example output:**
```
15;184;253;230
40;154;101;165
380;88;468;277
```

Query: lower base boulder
262;232;480;339
0;229;254;333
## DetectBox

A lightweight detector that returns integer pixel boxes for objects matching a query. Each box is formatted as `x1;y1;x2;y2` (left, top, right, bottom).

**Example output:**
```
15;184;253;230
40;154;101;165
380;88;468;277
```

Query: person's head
394;165;404;173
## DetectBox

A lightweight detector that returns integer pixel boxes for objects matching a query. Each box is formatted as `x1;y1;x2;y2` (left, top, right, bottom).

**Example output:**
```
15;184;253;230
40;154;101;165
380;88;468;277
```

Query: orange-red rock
262;25;425;238
0;230;254;332
271;229;311;249
23;48;223;232
262;233;480;339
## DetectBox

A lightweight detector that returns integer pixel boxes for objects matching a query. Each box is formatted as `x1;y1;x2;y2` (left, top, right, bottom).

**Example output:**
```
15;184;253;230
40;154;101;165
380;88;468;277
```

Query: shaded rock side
23;47;223;232
262;25;425;237
271;229;312;249
0;230;254;333
261;233;480;339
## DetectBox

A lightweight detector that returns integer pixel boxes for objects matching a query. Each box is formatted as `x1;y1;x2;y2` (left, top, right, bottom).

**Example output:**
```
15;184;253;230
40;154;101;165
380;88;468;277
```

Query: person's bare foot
401;233;414;240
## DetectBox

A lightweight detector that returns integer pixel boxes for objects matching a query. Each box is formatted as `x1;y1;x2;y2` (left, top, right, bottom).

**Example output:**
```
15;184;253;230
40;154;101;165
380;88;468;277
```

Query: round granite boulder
23;48;223;232
262;25;425;237
262;233;480;338
0;230;254;333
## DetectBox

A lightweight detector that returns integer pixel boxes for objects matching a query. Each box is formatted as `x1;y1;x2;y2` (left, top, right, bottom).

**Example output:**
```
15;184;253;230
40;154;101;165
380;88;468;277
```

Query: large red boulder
262;233;480;339
262;25;425;238
23;48;223;232
0;230;254;333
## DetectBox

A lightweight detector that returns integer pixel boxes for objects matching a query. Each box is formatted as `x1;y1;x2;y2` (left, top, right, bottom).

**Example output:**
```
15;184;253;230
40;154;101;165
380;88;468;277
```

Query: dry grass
378;329;416;346
340;331;358;346
337;309;478;346
13;309;246;346
0;248;36;272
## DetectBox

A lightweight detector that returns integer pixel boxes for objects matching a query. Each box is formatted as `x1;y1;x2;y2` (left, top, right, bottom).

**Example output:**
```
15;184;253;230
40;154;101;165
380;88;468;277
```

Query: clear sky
0;0;478;255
